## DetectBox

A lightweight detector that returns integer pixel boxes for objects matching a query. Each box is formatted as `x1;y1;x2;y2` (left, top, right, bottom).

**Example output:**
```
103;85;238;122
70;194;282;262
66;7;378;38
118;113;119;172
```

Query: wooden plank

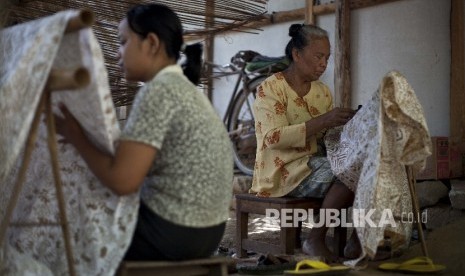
334;0;351;108
121;257;232;268
119;266;210;276
237;200;321;215
117;258;231;276
450;0;465;176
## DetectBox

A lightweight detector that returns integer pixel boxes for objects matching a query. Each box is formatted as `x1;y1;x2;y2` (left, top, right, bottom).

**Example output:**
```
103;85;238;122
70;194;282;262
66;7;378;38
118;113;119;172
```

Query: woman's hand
54;103;85;146
305;107;356;137
320;107;357;129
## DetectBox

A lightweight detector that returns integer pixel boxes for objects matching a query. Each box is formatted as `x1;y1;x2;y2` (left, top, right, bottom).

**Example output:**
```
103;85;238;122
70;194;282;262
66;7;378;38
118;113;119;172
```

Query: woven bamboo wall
3;0;267;106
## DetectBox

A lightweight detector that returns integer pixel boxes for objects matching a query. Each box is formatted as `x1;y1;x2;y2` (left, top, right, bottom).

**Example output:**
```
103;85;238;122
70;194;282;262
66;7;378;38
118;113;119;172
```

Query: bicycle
203;51;289;175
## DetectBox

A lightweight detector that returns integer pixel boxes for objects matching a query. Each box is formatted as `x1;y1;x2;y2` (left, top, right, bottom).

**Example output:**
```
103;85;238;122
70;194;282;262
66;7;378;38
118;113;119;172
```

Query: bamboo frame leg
0;94;46;247
45;91;76;276
0;89;78;275
0;9;93;274
406;166;429;258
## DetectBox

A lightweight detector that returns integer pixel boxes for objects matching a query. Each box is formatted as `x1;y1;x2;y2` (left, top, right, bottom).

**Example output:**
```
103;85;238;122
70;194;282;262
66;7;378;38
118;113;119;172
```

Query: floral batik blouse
250;72;333;197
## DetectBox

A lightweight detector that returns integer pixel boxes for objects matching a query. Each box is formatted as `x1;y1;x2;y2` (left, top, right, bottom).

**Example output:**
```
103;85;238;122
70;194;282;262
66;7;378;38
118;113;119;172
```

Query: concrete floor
223;215;465;275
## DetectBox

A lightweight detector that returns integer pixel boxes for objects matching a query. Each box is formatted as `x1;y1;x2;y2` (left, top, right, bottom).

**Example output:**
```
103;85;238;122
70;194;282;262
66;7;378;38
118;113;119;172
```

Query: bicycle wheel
228;75;267;176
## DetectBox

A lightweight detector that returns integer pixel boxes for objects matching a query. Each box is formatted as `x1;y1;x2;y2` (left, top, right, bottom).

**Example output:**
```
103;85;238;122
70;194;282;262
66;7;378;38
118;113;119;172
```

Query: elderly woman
250;24;357;262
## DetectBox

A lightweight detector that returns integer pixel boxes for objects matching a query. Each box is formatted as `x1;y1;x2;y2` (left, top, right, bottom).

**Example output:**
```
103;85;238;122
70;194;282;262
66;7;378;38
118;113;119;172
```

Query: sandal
284;259;350;275
236;253;297;275
378;256;446;274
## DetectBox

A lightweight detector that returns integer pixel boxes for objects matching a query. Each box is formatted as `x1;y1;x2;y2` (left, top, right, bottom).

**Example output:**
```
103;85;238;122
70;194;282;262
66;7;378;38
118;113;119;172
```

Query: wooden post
205;0;215;101
334;0;351;108
305;0;314;25
450;0;465;176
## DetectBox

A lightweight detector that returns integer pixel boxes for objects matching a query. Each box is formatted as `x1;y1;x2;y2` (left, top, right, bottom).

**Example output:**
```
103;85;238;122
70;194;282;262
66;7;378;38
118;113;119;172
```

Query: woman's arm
54;104;156;196
255;99;355;150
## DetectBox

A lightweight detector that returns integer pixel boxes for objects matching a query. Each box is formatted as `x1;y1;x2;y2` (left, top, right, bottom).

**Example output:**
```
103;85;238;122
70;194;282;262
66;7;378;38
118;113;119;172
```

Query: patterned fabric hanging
0;10;138;275
325;71;432;267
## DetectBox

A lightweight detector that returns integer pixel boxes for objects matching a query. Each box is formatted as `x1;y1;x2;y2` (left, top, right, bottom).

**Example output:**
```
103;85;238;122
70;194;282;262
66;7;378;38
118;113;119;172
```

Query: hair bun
289;24;303;38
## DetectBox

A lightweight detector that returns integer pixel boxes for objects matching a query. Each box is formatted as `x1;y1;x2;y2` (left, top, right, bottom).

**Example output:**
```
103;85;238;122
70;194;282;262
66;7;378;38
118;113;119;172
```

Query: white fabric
0;10;138;275
324;71;432;267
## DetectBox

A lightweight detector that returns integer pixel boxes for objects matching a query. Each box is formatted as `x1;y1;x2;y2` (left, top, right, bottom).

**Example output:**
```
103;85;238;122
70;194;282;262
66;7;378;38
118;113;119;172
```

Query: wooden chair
235;193;347;258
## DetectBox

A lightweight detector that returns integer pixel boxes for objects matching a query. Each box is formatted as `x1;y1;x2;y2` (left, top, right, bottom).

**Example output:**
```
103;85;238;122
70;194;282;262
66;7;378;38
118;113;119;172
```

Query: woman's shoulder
312;80;331;93
263;71;286;83
312;80;330;89
146;70;195;95
260;72;287;90
256;72;289;102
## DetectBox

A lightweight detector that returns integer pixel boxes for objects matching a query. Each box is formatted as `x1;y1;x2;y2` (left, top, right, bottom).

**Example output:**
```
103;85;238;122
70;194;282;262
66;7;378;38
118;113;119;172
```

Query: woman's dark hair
126;4;202;85
284;24;328;62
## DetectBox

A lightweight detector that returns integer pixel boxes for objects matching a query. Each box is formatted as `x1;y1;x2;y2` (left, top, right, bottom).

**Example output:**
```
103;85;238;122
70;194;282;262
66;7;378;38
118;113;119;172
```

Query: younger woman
55;3;233;261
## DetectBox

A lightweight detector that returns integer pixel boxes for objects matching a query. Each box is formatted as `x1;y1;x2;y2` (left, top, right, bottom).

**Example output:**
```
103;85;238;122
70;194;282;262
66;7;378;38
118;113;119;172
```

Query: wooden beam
305;0;314;25
185;0;403;41
450;0;465;176
247;0;402;29
334;0;351;108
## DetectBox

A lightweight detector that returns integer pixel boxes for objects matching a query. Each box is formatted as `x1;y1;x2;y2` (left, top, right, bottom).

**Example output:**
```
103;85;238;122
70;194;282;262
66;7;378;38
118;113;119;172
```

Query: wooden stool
235;193;347;258
116;257;233;276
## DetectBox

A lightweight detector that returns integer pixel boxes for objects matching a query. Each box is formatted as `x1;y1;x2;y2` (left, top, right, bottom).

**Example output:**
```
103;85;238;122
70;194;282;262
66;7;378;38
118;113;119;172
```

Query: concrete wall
212;0;451;137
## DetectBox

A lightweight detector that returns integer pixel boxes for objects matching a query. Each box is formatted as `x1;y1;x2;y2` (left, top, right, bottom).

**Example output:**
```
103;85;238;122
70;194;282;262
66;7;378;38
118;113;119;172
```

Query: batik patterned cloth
0;10;138;275
324;71;432;267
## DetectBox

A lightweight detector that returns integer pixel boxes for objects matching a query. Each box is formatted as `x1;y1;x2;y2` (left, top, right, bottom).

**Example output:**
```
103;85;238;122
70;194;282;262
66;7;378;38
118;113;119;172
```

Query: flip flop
378;256;446;274
236;254;297;275
283;260;350;275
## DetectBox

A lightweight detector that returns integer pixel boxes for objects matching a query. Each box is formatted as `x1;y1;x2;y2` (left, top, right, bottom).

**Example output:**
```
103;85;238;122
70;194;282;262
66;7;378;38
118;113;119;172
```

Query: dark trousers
124;202;226;261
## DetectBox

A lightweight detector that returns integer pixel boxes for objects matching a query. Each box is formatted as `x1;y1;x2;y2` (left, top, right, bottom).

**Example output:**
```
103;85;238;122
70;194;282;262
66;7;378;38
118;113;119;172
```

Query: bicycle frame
216;65;275;125
203;58;283;175
222;66;247;124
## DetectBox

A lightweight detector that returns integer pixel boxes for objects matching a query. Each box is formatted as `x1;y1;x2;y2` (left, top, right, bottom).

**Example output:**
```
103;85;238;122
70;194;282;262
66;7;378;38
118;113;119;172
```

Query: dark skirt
124;201;226;261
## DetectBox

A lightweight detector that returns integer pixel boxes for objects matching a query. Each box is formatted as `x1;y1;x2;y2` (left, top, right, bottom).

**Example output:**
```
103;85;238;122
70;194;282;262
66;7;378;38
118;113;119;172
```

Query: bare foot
302;238;339;263
344;232;395;261
344;231;362;259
